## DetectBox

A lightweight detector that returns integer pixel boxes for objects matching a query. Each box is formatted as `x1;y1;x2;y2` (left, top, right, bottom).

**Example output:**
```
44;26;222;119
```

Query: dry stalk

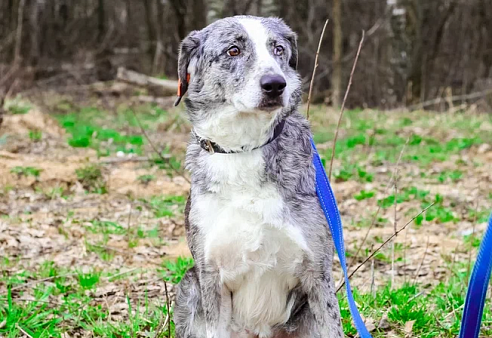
164;281;172;338
306;19;329;120
336;202;435;293
413;236;430;284
370;258;376;298
466;200;479;285
348;137;410;269
328;30;365;181
391;175;398;289
17;324;34;338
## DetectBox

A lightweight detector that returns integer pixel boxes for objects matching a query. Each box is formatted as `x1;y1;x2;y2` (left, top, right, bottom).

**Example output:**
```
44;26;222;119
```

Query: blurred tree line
1;0;492;110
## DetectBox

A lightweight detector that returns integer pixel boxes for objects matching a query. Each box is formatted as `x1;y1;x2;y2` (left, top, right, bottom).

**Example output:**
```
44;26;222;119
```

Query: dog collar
194;119;286;154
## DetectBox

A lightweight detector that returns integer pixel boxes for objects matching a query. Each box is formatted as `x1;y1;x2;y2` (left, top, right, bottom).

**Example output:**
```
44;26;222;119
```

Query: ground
0;93;491;338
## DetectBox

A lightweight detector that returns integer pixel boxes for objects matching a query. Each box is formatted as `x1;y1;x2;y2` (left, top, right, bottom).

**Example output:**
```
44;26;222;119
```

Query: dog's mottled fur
174;16;343;338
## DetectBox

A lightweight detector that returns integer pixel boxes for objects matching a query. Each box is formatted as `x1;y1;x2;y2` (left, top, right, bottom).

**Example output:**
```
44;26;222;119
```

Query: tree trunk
14;0;26;64
332;0;342;107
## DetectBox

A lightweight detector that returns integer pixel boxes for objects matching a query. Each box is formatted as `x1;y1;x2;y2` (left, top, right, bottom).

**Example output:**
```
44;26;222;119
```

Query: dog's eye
227;46;240;57
274;46;284;56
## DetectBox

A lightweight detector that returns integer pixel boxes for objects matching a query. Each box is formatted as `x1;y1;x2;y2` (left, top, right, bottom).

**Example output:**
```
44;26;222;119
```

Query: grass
75;164;107;194
57;107;145;156
29;130;43;142
142;195;187;218
54;104;173;157
0;264;174;338
10;166;43;178
2;257;490;338
2;101;491;337
339;272;492;337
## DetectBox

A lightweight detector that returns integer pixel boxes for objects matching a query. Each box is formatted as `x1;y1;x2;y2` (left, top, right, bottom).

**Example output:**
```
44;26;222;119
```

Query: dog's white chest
191;151;309;335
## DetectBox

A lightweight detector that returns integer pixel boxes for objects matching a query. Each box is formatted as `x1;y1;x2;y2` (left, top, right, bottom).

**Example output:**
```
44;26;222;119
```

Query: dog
173;16;344;338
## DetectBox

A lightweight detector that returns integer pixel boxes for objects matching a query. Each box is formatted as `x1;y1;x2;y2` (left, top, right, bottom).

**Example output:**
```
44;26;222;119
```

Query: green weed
29;130;43;142
354;190;376;201
75;164;107;194
143;195;187;218
10;166;42;178
137;174;155;184
161;257;194;284
7;102;31;115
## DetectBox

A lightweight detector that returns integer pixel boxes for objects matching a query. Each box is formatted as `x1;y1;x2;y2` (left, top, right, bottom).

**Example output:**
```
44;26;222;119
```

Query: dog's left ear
286;32;298;70
175;30;201;106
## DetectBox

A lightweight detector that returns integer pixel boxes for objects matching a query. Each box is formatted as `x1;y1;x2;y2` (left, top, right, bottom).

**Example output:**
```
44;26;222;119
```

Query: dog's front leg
200;268;232;338
306;276;344;337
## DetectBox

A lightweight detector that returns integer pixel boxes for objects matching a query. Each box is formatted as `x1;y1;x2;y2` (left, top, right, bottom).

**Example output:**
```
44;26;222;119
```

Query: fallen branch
336;202;435;293
407;88;492;110
98;155;171;164
116;67;178;96
306;19;329;120
136;95;176;106
328;31;365;181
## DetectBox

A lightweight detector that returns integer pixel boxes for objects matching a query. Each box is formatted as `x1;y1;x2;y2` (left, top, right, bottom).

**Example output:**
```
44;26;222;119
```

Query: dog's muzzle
259;74;286;111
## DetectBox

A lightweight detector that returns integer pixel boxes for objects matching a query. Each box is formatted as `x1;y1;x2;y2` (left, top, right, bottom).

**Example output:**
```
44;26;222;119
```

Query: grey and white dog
173;15;344;338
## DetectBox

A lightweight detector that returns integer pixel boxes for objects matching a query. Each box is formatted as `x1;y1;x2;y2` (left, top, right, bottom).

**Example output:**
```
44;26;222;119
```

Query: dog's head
176;16;301;150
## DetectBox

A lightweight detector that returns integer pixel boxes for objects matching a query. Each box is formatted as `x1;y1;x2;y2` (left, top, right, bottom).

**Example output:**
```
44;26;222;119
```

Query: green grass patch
142;195;187;218
56;108;145;156
10;166;42;178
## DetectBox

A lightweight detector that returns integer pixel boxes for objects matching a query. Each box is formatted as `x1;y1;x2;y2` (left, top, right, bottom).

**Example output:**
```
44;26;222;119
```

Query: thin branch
17;324;34;338
164;282;172;338
328;31;365;181
348;137;410;269
413;236;430;284
391;173;398;288
131;109;190;184
466;200;479;285
306;19;329;120
337;202;435;293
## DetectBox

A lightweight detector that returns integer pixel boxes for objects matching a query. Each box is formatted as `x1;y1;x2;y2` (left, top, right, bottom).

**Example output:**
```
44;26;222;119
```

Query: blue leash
311;139;372;338
459;214;492;338
310;139;492;338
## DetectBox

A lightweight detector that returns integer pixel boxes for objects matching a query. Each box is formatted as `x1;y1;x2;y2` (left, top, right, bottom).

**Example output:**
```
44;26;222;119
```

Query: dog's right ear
175;30;201;106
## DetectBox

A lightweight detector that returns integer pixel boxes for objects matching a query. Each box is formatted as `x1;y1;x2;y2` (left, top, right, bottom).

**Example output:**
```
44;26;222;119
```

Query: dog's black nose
260;74;286;98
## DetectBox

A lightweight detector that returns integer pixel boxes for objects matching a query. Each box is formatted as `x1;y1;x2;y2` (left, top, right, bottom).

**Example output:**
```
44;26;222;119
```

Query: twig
17;324;34;338
98;156;169;164
413;236;430;284
155;312;170;338
337;202;435;293
106;267;140;281
306;19;329;120
466;200;479;285
328;31;365;181
391;174;398;288
164;282;172;338
348;137;410;269
11;273;77;291
370;258;376;298
130;109;190;184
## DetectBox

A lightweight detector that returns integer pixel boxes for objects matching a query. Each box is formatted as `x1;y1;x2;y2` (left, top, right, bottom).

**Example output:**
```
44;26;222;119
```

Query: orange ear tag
177;73;191;97
175;74;191;106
